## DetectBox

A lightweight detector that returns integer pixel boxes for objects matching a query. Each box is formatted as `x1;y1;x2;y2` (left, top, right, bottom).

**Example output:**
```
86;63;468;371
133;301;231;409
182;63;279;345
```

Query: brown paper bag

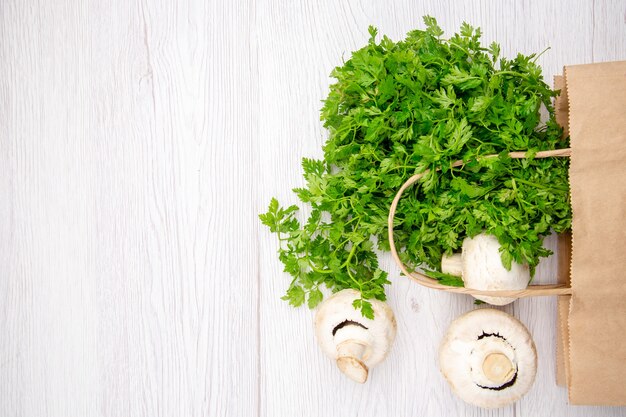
555;61;626;405
553;76;571;389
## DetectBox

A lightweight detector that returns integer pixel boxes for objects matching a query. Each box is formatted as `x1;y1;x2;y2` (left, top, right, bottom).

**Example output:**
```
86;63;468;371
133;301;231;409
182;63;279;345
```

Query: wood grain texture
0;1;258;416
1;0;626;416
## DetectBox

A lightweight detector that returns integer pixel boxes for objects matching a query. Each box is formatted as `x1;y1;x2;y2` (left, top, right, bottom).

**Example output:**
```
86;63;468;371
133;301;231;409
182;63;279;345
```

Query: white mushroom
314;289;396;383
441;233;530;305
439;308;537;409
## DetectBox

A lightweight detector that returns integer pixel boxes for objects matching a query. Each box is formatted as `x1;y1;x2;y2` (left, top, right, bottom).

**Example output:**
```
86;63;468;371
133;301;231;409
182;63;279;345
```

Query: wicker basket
387;148;573;298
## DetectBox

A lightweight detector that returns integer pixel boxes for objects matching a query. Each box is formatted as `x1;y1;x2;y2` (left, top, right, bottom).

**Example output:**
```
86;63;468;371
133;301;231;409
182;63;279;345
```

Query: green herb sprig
260;17;571;318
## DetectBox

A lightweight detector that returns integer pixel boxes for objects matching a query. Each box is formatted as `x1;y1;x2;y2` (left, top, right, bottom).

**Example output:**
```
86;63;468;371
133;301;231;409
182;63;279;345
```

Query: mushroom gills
470;334;518;390
332;319;368;336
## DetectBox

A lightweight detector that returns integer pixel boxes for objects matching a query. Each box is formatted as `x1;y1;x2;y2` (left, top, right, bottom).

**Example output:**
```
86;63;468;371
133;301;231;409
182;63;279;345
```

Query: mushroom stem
336;340;369;383
441;253;463;276
482;353;515;384
333;325;372;383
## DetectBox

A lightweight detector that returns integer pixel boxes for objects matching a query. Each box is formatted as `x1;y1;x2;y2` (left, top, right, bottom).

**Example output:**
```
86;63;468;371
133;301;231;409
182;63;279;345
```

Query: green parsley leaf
260;17;571;317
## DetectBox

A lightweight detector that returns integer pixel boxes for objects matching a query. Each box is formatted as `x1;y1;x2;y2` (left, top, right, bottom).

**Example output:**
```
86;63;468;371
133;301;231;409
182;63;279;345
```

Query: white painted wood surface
1;1;625;416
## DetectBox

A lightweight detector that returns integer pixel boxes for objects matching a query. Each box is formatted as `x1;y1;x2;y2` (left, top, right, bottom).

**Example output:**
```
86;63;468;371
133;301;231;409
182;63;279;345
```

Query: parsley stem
391;165;418;171
447;41;473;56
308;240;360;275
513;177;567;191
341;243;359;268
511;178;527;210
277;232;286;251
308;263;334;274
532;46;551;63
493;70;530;80
332;238;352;254
346;267;361;290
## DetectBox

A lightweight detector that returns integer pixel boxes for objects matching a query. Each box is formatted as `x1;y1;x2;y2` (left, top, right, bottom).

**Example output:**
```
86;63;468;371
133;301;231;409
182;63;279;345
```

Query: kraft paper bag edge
553;75;571;388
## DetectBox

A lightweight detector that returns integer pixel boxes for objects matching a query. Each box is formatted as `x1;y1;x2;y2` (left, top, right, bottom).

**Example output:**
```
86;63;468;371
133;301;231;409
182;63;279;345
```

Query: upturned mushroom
441;233;530;305
439;308;537;408
314;289;396;383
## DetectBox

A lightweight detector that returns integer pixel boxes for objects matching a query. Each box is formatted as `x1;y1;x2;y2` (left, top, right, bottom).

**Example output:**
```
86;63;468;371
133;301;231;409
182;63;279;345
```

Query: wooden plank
592;0;626;63
0;1;259;416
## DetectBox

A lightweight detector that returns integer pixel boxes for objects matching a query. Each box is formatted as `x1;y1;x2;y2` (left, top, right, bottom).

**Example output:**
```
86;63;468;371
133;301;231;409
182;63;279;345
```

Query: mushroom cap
462;233;530;305
439;308;537;409
315;289;396;373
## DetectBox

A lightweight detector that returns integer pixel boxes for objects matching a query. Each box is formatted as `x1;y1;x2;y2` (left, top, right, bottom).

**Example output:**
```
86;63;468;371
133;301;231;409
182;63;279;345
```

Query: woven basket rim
387;147;573;298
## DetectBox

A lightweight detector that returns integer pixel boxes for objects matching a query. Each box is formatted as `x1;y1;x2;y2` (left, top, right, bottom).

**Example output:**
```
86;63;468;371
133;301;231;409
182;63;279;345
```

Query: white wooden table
1;1;626;416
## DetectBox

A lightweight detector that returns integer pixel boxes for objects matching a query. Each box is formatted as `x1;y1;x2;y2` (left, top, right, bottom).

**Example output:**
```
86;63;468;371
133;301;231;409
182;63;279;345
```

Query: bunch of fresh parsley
260;17;571;318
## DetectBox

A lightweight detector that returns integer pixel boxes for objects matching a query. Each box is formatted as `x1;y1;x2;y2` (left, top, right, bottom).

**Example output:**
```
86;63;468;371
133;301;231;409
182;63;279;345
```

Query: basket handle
387;148;574;298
